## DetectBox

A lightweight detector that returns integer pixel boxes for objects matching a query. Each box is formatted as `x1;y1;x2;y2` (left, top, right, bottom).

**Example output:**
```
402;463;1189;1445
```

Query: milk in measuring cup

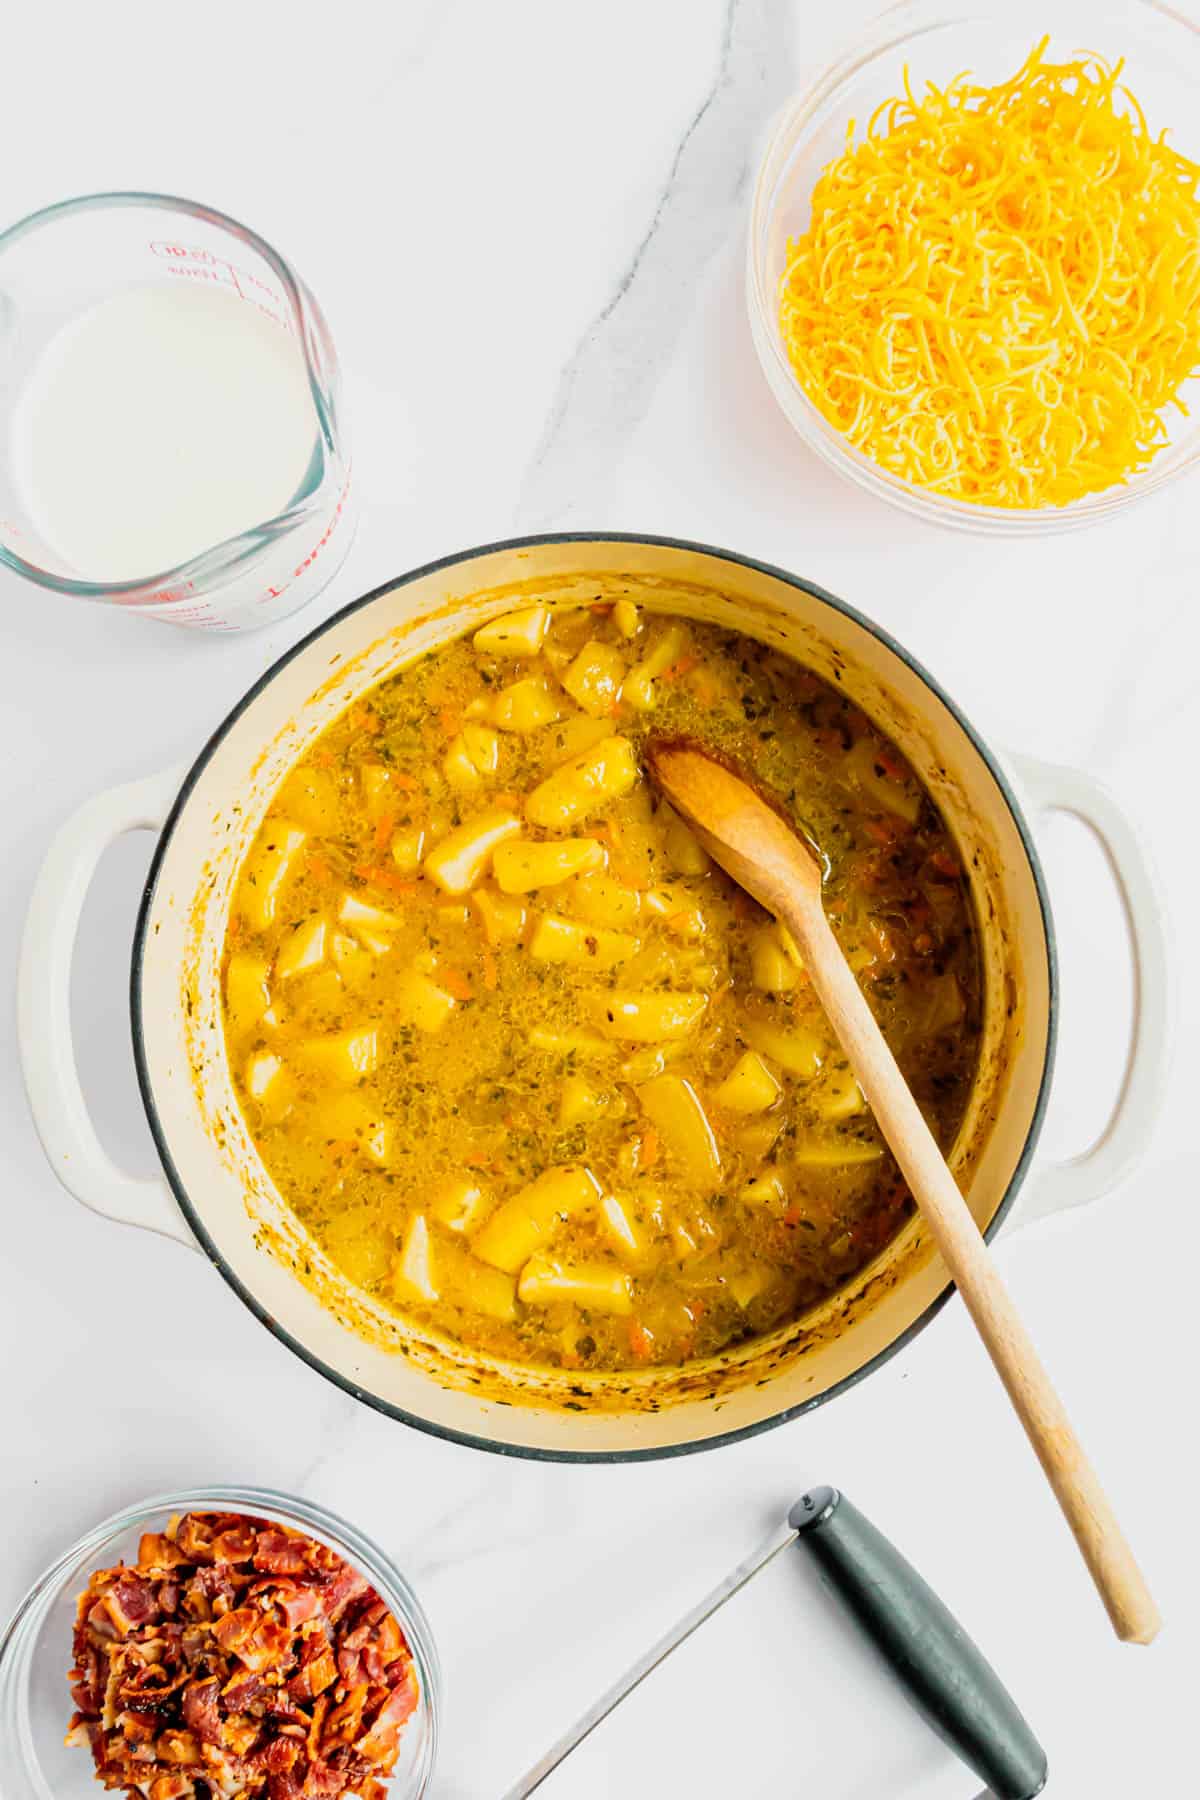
11;282;319;584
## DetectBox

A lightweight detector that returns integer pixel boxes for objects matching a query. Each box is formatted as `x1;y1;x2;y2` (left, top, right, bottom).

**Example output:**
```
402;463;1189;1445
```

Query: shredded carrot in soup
778;39;1200;507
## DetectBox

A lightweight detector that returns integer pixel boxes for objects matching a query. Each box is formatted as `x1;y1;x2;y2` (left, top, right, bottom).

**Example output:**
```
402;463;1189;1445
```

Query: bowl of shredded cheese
748;0;1200;531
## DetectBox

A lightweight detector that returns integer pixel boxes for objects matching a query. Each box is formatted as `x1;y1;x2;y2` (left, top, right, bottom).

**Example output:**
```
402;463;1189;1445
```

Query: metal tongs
504;1487;1047;1800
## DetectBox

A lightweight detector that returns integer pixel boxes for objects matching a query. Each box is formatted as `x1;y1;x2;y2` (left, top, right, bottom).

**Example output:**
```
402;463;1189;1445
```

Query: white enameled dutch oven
18;536;1172;1459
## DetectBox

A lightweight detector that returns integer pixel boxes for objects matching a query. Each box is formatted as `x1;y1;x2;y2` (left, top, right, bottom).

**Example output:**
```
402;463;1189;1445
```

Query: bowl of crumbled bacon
0;1487;441;1800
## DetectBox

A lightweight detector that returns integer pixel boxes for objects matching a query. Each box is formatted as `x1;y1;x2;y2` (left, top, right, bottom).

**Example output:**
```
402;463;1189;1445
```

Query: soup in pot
222;603;981;1373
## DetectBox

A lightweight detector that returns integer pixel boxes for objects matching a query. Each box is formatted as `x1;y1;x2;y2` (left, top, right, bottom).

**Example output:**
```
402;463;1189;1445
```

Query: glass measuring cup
0;193;354;631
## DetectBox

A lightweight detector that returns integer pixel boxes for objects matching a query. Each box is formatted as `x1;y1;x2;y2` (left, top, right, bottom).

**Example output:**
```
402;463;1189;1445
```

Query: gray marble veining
518;0;796;530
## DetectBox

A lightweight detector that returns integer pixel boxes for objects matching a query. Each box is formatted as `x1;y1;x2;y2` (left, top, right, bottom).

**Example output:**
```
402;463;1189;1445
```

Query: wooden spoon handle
781;897;1160;1645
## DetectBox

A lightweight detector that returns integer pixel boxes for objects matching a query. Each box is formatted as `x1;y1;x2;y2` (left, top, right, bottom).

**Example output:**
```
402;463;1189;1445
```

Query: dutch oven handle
18;766;199;1251
1001;750;1173;1232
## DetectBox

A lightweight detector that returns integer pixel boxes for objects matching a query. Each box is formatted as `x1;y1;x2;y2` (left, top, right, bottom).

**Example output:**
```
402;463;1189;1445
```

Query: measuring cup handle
18;765;197;1249
1001;751;1173;1232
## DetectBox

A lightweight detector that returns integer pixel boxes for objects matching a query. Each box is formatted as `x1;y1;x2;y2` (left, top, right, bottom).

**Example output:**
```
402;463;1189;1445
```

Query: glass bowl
746;0;1200;534
0;1485;441;1800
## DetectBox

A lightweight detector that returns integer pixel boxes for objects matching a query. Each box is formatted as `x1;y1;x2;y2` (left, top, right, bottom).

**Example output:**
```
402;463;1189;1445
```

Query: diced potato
296;968;344;1016
391;825;426;874
359;927;396;957
540;635;575;675
431;1179;490;1234
517;1255;633;1316
316;1092;391;1163
682;960;722;991
587;991;707;1041
813;1064;866;1120
741;1172;785;1206
669;1220;699;1260
777;924;805;969
617;1041;689;1083
330;932;379;991
493;837;604;894
424;809;522;895
926;973;964;1033
637;1075;721;1185
562;642;625;717
749;926;800;993
613;598;640;638
440;1242;518;1320
471;885;528;946
623;625;686;711
244;1051;293;1123
729;1264;773;1308
277;767;339;834
239;823;307;931
732;1115;784;1161
245;1051;281;1100
339;893;403;936
742;1018;824;1078
276;916;327;981
529;913;640;969
713;1051;781;1115
360;763;394;820
226;954;272;1036
463;722;500;774
473;606;550;658
558;1075;608;1128
525;737;639;831
299;1027;379;1082
643;885;706;939
846;738;921;824
473;1165;602;1272
320;1211;392;1288
791;1138;884;1167
394;969;457;1033
548;714;614;763
491;674;562;734
662;810;711;877
567;870;641;930
604;805;662;887
443;734;483;792
599;1194;647;1263
619;942;675;987
392;1215;438;1303
669;1207;719;1261
528;1026;614;1060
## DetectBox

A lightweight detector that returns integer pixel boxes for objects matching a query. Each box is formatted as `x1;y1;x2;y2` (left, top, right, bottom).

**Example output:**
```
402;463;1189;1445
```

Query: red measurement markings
148;241;290;326
257;468;352;604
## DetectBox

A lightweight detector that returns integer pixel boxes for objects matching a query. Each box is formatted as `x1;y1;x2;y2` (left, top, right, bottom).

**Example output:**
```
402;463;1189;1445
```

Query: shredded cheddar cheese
778;40;1200;507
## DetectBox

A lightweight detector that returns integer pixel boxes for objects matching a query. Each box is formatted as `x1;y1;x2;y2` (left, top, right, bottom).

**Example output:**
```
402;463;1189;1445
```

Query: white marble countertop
2;4;1197;1796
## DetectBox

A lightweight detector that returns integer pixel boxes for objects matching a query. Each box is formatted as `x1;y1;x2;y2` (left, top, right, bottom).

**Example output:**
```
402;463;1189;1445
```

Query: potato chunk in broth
223;605;981;1373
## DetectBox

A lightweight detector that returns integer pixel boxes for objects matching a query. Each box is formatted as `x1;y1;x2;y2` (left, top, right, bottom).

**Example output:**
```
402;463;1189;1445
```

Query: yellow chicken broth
223;606;981;1373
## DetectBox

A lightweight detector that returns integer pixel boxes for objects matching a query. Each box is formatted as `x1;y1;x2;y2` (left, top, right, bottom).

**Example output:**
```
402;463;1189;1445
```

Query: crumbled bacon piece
267;1579;324;1628
180;1678;221;1745
290;1646;338;1701
138;1532;190;1571
254;1528;311;1576
156;1728;200;1764
358;1668;419;1764
66;1510;419;1800
148;1773;194;1800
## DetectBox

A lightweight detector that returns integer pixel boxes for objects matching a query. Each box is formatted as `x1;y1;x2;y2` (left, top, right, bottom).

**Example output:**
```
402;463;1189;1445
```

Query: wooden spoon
646;739;1160;1646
